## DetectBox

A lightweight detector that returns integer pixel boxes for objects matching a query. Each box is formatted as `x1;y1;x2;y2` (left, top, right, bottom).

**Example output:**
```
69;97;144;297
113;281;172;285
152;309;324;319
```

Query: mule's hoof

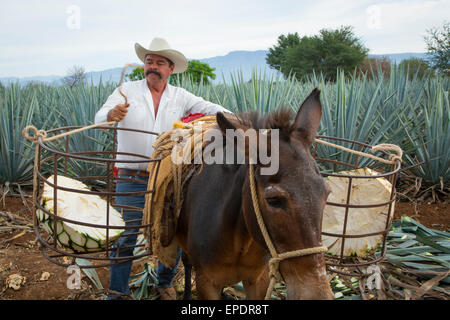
157;287;177;300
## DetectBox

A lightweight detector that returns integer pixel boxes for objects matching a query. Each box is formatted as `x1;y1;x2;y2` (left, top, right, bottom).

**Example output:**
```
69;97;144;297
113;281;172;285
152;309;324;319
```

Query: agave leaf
133;276;149;300
75;258;104;290
396;239;419;248
400;80;449;184
401;216;438;235
387;231;416;238
386;253;450;265
132;235;147;256
411;253;450;269
0;84;45;185
129;272;148;287
129;262;158;300
341;294;363;300
129;270;146;279
415;233;450;254
402;262;447;271
387;246;440;255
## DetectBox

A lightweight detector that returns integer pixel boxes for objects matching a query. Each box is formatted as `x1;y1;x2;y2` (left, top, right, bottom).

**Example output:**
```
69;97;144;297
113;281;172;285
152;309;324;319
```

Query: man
94;37;231;300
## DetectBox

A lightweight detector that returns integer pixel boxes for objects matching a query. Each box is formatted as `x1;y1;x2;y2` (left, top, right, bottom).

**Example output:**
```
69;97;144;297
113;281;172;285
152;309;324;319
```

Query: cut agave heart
37;175;125;253
322;168;395;257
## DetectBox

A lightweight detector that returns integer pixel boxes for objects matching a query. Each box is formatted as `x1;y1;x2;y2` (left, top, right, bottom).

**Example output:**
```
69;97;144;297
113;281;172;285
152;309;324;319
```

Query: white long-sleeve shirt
95;79;231;171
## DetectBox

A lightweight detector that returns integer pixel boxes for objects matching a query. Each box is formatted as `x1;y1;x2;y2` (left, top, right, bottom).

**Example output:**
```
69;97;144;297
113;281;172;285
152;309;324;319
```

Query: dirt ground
0;195;448;300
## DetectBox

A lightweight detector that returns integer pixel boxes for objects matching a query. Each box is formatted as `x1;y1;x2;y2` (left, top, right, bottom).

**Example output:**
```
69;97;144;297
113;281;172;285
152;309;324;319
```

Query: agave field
0;66;448;300
1;66;449;192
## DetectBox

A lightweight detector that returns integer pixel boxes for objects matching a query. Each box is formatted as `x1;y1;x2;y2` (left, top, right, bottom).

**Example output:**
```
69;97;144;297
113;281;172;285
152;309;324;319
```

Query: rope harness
248;163;328;299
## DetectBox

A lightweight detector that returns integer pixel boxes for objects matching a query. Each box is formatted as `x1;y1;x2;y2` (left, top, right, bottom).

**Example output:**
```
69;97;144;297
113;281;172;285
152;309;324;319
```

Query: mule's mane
224;108;296;141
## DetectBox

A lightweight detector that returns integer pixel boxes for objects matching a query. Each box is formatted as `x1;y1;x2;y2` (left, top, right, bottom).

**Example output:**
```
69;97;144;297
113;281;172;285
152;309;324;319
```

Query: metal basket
32;125;161;269
313;136;401;276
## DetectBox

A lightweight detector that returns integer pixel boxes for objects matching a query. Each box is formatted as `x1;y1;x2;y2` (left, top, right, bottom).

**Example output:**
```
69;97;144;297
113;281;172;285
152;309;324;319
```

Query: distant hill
85;67;127;84
199;50;279;83
0;75;63;85
368;52;429;64
0;51;429;86
0;67;133;86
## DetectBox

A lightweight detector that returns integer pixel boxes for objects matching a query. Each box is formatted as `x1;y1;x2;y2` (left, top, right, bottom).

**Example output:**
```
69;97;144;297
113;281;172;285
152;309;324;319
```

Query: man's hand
107;103;130;122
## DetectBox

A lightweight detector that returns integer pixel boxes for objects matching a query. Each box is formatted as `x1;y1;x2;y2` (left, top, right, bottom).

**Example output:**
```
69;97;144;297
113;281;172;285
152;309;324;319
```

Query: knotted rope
314;139;403;165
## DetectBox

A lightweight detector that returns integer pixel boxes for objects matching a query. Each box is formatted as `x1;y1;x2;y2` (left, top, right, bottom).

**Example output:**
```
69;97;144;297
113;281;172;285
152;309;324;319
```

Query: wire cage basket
29;125;161;269
312;136;402;276
26;120;401;279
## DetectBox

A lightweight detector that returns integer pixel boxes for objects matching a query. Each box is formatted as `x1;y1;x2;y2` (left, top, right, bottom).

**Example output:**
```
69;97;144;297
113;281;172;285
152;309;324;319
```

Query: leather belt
116;168;149;178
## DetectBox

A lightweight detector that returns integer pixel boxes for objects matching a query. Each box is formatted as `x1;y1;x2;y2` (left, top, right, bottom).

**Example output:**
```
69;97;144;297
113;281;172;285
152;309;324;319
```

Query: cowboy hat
135;38;188;74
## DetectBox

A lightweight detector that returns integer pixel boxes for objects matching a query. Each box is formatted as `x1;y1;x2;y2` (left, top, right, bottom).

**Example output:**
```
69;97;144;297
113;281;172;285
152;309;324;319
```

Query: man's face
144;53;174;83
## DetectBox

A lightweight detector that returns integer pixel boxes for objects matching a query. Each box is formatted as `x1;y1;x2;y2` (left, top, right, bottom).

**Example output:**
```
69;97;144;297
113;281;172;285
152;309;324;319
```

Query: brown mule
176;88;333;300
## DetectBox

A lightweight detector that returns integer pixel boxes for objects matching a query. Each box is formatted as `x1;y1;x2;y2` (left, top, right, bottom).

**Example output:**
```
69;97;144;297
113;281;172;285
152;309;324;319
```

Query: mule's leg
243;268;270;300
195;270;222;300
182;251;193;300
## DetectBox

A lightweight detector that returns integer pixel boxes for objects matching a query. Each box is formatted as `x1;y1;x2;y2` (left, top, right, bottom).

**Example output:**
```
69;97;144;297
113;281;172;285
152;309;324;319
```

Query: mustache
145;69;162;78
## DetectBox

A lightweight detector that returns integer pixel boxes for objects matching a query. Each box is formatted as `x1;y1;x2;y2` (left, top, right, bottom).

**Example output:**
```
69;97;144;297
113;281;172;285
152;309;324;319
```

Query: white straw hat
135;38;188;74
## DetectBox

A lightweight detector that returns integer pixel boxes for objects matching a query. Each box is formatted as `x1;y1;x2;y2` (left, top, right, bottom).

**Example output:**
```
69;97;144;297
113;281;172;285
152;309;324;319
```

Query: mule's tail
182;251;193;300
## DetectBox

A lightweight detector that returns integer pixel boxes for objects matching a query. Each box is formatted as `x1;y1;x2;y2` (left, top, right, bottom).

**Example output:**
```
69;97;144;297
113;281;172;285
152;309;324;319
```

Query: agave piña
38;175;125;253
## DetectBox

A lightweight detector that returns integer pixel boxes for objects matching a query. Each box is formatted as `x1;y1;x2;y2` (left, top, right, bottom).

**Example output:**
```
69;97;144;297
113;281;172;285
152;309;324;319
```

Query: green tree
127;67;145;81
399;57;432;79
126;60;216;84
267;26;368;81
266;32;301;71
424;21;450;75
185;60;216;84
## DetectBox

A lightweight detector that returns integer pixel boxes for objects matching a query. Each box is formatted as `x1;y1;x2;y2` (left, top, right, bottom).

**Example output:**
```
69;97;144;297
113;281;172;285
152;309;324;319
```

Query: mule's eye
266;197;286;209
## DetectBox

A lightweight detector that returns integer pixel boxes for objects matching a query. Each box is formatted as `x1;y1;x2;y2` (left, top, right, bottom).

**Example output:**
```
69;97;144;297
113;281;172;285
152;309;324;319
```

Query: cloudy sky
0;0;448;77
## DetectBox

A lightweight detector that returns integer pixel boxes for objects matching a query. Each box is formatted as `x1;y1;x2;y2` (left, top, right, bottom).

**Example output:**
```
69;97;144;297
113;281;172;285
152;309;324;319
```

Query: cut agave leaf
322;168;395;257
37;175;125;253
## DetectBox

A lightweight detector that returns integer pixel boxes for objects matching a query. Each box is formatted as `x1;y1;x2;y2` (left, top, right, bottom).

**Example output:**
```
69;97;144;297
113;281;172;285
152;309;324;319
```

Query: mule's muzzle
281;254;334;300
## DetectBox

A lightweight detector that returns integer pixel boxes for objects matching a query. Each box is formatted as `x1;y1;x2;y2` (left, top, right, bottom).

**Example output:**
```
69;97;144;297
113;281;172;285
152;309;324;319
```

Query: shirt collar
142;79;173;100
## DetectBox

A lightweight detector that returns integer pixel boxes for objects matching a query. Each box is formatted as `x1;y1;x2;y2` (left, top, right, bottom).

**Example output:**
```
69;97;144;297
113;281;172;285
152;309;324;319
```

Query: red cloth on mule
181;112;207;123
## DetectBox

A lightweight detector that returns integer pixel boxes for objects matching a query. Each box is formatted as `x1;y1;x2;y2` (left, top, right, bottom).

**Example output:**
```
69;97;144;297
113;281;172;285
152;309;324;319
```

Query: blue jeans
108;174;181;298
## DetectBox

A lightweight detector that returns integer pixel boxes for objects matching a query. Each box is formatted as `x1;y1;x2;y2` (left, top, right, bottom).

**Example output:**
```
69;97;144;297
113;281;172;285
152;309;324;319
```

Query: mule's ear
216;112;236;135
292;88;322;146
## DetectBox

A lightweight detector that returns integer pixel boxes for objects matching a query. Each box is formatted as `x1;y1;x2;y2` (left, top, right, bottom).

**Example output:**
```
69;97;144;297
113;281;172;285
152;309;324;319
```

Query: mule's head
217;88;333;300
